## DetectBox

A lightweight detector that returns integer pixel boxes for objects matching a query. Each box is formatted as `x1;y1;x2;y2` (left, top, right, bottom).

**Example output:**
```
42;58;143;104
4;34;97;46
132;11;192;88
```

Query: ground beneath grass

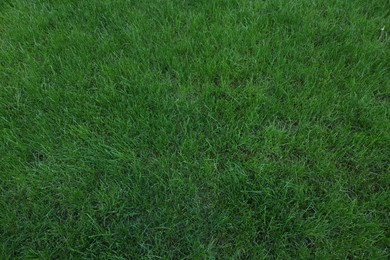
1;0;389;258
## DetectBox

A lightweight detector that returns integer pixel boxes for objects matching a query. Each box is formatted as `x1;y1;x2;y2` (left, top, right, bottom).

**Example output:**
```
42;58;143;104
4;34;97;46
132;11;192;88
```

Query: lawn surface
1;0;389;258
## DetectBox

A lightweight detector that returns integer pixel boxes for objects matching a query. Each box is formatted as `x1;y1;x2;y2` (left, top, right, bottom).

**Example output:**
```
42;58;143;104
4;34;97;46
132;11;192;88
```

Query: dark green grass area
1;0;389;258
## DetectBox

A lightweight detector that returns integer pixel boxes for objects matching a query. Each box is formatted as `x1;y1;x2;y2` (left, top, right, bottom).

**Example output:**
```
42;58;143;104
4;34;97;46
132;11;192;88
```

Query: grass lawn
1;0;389;258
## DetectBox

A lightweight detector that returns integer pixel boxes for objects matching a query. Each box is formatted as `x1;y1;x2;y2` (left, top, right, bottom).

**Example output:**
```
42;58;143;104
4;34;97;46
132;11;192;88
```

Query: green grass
1;0;389;258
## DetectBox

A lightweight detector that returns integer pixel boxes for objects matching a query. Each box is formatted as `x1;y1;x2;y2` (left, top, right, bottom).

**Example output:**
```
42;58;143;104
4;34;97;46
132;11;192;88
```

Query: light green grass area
1;0;389;258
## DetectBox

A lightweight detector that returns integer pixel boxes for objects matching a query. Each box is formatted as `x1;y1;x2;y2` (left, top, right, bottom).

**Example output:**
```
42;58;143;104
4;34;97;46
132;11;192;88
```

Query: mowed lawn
1;0;389;258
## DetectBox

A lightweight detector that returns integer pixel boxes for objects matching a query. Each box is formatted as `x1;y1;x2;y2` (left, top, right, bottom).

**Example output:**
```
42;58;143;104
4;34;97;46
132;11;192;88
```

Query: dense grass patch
1;0;389;258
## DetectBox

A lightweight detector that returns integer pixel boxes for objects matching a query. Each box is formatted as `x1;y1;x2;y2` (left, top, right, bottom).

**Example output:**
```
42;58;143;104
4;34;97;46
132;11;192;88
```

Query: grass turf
1;0;389;258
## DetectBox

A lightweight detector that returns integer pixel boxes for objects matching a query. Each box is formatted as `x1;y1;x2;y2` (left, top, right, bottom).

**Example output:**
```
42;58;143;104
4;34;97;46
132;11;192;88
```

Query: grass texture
1;0;389;258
